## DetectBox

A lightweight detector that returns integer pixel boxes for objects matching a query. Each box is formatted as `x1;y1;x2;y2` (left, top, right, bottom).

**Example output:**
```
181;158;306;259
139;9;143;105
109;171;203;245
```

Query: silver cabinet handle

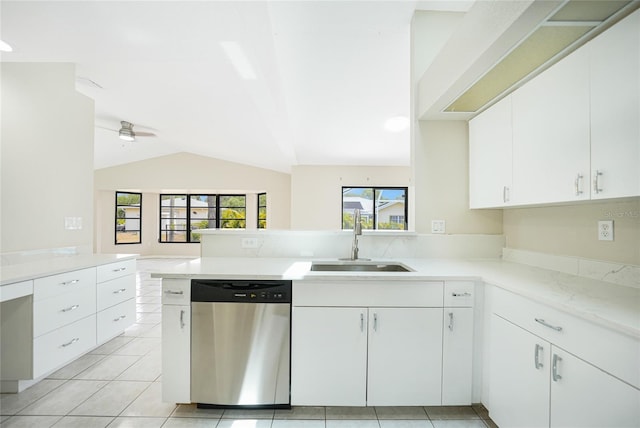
448;312;454;331
534;344;544;369
60;279;80;286
593;170;603;194
61;304;80;313
452;292;471;297
164;290;184;295
552;354;562;381
113;315;126;322
535;318;562;332
180;309;185;329
61;338;79;347
373;313;378;331
360;313;364;332
112;267;127;272
503;186;510;203
574;173;583;196
113;288;127;294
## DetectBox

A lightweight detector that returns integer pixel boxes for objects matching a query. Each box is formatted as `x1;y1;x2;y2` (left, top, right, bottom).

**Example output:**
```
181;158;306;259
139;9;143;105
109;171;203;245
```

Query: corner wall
1;63;95;253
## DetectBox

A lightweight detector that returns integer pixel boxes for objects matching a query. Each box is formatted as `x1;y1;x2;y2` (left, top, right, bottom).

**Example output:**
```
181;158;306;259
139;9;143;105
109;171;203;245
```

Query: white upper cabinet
589;10;640;199
512;47;591;205
469;95;513;208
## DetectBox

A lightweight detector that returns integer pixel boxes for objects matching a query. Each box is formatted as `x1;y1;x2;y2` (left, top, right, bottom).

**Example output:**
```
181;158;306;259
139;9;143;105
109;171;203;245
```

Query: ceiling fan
97;121;157;142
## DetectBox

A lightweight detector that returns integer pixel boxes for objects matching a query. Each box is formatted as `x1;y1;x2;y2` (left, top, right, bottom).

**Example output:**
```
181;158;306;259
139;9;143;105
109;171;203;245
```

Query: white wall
1;63;95;253
290;165;412;230
94;152;291;256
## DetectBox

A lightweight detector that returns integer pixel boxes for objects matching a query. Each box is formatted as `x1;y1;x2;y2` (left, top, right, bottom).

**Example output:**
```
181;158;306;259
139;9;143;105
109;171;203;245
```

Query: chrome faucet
350;209;362;260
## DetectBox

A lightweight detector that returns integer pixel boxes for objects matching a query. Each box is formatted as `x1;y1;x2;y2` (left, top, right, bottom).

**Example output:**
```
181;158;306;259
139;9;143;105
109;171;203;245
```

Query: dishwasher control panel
191;279;292;303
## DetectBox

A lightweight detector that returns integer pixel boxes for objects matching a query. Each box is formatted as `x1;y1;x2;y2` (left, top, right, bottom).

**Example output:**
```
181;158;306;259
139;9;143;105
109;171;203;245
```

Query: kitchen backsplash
199;230;504;260
503;248;640;289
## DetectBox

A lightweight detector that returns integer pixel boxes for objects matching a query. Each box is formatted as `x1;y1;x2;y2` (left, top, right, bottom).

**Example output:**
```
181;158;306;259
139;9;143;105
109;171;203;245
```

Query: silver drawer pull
113;288;127;294
180;310;185;329
452;292;471;297
113;315;127;322
60;279;80;286
112;267;127;272
535;318;563;332
61;304;80;312
552;354;562;382
448;312;454;331
164;290;184;295
61;338;79;347
534;344;544;369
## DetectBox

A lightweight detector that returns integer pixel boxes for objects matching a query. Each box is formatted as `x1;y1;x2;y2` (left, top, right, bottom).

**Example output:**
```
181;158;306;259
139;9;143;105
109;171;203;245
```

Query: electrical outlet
598;220;614;241
241;238;259;248
431;220;446;234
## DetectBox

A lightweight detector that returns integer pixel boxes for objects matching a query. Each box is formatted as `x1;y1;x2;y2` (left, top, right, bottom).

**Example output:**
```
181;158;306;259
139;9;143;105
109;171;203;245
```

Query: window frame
115;191;142;245
159;193;246;243
257;192;267;229
341;186;408;231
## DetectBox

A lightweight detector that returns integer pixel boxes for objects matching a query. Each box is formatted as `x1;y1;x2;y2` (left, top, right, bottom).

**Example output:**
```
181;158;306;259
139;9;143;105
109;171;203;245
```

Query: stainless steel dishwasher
190;279;291;408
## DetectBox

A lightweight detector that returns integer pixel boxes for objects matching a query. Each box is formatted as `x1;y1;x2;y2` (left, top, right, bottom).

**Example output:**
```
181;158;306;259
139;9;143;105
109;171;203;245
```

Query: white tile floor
0;258;498;428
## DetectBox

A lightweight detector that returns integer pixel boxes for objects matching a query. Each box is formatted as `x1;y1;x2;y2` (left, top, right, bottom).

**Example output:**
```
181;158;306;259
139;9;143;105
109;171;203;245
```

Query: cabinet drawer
293;281;444;307
444;281;475;307
97;260;136;283
33;281;96;337
33;314;96;378
493;287;640;389
162;279;191;305
33;268;96;301
97;299;135;343
97;275;135;311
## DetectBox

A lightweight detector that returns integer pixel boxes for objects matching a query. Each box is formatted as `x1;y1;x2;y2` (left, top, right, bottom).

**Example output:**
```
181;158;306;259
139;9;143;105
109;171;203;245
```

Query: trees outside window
115;192;142;244
258;193;267;229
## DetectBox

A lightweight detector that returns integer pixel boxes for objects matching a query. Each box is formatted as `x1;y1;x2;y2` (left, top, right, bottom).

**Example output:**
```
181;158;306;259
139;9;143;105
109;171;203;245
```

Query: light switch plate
241;238;259;248
431;220;446;234
64;217;83;230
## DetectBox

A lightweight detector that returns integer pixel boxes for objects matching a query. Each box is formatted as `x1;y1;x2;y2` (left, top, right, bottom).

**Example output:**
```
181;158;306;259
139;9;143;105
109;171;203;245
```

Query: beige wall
413;120;503;234
290;165;411;230
1;63;95;253
504;198;640;265
94;152;291;255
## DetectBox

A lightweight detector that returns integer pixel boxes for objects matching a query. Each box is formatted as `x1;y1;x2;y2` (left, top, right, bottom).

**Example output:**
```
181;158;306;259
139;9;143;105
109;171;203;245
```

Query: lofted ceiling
1;0;472;173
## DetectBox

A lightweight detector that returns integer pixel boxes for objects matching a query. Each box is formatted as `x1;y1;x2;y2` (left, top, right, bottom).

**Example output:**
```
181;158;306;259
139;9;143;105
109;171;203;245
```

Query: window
342;187;408;231
115;191;141;244
160;194;246;243
258;193;267;229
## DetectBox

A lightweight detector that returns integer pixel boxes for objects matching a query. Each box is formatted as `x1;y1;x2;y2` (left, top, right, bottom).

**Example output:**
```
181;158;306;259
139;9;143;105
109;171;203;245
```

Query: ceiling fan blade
95;125;118;132
135;131;157;137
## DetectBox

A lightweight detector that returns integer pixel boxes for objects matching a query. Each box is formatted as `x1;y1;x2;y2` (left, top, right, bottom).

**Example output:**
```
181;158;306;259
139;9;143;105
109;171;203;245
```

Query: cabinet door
489;315;550;428
469;95;513;208
161;305;190;403
550;347;640;428
512;47;590;205
442;308;473;405
291;307;367;406
590;10;640;199
367;307;442;406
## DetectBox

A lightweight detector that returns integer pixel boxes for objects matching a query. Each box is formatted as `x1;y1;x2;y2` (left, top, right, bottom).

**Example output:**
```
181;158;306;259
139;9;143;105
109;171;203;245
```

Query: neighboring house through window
160;194;246;243
115;191;142;244
342;187;408;230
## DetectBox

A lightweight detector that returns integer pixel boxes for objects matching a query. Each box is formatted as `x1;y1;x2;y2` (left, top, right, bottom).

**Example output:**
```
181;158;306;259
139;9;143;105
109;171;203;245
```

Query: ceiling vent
444;0;638;114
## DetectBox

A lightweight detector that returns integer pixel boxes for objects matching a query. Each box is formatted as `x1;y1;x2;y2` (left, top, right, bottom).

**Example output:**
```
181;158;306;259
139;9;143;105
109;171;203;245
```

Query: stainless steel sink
310;261;412;272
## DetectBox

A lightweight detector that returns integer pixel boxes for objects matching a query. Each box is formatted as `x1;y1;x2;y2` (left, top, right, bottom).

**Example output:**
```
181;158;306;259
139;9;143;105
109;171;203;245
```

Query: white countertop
151;256;640;339
0;253;138;286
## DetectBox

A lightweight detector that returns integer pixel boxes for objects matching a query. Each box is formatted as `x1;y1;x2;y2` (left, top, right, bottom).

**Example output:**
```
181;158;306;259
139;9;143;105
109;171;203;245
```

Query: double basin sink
310;261;413;272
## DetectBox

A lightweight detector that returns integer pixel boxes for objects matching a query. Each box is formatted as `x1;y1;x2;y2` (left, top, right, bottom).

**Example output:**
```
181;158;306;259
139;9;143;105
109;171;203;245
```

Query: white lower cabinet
489;309;640;427
161;279;191;404
291;307;367;406
442;307;474;405
291;306;443;406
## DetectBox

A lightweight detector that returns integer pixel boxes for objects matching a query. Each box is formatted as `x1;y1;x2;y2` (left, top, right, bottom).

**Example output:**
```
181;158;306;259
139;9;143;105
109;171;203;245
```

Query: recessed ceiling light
220;41;257;80
0;40;13;52
384;116;409;132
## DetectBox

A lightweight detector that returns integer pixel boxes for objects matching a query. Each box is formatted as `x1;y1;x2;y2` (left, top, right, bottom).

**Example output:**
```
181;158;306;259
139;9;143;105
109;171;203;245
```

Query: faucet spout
350;209;362;260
